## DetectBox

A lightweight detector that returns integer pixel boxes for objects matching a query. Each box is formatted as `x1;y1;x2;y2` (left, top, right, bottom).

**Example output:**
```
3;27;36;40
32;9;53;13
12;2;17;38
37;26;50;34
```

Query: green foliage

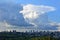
0;32;59;40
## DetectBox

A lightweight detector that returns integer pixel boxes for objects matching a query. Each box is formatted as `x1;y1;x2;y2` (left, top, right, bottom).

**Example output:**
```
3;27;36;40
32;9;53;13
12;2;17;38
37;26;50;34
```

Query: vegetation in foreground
0;31;60;40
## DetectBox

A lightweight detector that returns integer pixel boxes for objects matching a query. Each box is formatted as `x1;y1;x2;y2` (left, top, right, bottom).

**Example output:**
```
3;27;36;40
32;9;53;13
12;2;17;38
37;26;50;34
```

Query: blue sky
0;0;60;31
0;0;60;23
17;0;60;23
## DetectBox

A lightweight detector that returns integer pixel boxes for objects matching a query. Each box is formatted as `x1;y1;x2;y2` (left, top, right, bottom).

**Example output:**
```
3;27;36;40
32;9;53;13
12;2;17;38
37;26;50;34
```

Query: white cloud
20;4;56;26
20;4;55;19
48;22;57;26
0;4;58;31
48;22;60;30
0;21;17;32
0;21;36;32
56;23;60;30
0;21;29;32
0;20;60;32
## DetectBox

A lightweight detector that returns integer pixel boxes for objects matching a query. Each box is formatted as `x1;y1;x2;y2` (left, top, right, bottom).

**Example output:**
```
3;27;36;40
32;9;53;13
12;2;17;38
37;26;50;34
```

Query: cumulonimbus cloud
20;4;55;19
20;4;56;26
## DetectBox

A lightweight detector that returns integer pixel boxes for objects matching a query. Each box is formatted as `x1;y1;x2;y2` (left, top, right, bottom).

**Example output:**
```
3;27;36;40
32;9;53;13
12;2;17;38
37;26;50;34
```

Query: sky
17;0;60;23
0;0;60;23
0;0;60;31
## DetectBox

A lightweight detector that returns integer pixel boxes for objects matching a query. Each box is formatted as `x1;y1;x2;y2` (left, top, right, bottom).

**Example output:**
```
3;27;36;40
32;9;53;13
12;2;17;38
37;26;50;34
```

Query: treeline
0;31;60;40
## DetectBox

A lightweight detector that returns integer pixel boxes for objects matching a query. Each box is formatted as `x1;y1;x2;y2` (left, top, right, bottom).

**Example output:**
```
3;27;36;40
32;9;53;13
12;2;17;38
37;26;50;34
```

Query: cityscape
0;30;60;40
0;0;60;40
